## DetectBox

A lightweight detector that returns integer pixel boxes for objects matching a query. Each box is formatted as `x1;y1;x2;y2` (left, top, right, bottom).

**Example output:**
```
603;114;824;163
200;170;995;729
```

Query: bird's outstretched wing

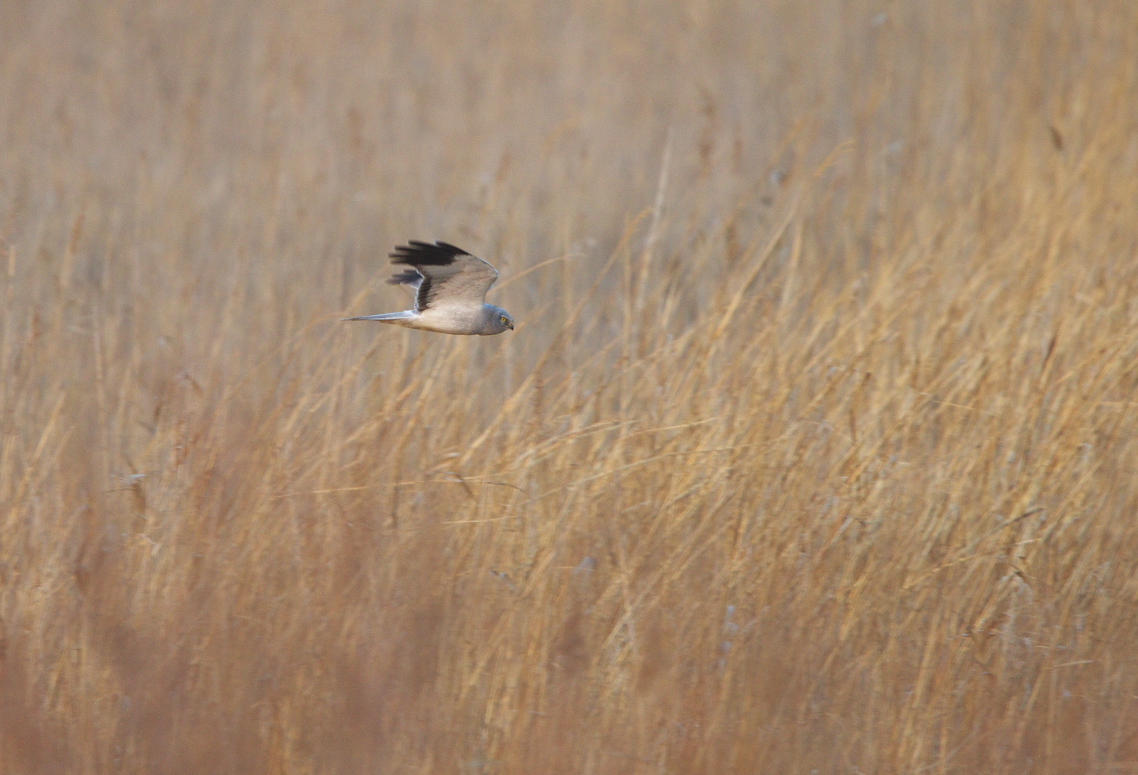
388;241;499;312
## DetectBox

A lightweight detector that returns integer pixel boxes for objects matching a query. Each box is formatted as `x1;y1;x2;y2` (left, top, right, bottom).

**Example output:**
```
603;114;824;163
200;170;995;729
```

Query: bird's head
489;306;514;333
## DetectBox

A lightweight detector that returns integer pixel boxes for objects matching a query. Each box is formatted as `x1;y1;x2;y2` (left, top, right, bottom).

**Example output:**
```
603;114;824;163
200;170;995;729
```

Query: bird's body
350;305;506;335
344;241;514;335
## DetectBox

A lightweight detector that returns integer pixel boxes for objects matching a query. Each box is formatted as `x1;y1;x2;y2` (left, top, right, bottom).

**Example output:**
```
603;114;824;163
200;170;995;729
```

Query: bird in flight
344;241;514;335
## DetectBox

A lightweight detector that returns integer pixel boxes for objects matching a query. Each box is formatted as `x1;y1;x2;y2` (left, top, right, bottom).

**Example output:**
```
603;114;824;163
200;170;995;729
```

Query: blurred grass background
2;0;1138;772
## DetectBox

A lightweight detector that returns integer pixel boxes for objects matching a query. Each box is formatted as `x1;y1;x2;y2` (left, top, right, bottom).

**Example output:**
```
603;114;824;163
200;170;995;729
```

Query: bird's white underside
379;305;497;335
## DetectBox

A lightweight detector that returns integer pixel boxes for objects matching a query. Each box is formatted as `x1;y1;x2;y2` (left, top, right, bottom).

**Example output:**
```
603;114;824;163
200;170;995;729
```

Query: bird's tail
342;311;417;323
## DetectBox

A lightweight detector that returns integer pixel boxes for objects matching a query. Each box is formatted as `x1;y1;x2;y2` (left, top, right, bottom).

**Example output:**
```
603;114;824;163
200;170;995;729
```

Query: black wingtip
389;240;470;266
387;269;422;286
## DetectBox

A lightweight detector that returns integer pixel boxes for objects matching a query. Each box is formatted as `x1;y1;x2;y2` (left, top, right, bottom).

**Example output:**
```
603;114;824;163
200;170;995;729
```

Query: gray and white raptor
344;241;514;335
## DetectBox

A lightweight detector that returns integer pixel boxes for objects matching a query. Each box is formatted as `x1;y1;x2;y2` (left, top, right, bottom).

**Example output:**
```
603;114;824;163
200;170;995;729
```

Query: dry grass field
2;1;1138;772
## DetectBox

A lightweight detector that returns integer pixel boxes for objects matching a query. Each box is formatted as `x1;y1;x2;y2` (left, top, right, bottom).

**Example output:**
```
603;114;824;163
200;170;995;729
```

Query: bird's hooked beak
506;318;514;330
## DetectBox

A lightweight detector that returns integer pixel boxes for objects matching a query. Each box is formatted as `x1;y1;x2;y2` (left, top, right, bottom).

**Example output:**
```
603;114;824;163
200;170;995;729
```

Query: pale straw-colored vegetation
2;1;1137;772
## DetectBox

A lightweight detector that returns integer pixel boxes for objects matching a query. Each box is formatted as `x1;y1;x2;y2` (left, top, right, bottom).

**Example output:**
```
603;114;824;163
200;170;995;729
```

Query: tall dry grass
1;0;1138;772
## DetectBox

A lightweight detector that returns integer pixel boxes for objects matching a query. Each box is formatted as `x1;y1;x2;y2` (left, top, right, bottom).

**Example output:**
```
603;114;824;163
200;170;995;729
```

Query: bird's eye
500;316;508;324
